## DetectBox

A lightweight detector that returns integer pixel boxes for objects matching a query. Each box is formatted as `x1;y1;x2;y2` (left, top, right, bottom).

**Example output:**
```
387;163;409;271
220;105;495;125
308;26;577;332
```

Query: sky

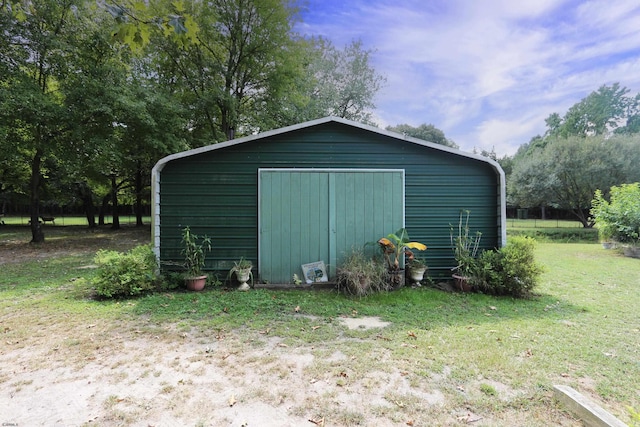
297;0;640;156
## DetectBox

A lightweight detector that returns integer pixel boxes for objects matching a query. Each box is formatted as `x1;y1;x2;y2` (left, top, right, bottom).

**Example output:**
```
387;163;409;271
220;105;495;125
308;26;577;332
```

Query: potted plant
377;228;427;289
181;226;212;291
406;256;428;287
450;210;482;292
230;257;253;291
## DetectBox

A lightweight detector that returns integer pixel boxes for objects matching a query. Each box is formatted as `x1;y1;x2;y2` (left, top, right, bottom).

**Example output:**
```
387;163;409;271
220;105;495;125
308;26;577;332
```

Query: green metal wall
157;121;501;281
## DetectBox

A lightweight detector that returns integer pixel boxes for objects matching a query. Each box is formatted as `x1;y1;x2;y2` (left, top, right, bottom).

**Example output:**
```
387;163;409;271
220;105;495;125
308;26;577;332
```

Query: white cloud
299;0;640;156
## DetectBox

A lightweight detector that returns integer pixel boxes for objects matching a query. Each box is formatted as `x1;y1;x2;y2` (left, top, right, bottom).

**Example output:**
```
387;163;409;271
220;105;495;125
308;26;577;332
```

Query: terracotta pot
185;275;207;291
452;274;471;292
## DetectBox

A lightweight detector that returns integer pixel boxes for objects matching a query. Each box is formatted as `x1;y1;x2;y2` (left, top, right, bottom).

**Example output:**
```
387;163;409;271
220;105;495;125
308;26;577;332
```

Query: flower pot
235;268;252;291
452;274;471;292
408;266;427;287
185;275;207;291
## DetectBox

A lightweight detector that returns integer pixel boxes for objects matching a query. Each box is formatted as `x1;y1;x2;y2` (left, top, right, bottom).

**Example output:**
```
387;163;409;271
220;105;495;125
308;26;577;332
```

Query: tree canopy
0;0;386;242
385;123;458;148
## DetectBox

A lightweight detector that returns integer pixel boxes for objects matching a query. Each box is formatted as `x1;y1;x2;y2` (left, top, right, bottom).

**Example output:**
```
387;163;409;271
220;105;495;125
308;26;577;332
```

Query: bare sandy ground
1;316;456;427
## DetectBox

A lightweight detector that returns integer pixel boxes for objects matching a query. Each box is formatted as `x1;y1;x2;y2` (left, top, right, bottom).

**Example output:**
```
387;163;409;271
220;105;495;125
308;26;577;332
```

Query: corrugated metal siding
158;122;500;280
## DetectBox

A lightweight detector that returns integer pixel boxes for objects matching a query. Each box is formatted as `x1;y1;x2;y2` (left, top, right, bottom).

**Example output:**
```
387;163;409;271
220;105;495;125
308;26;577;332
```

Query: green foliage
507;228;598;243
450;210;482;277
628;406;640;427
473;236;543;298
181;226;211;277
336;248;388;297
508;135;639;227
386;123;458;148
92;244;159;298
545;83;638;138
592;183;640;244
376;228;427;271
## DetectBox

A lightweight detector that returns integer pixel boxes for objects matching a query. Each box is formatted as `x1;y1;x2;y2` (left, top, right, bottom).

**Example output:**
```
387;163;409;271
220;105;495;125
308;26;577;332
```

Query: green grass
1;227;638;424
507;219;599;242
0;215;150;226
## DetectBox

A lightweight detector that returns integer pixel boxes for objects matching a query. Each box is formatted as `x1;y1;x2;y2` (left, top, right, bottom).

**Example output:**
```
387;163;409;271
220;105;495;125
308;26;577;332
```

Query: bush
592;183;640;244
336;249;388;297
473;236;543;298
92;244;159;298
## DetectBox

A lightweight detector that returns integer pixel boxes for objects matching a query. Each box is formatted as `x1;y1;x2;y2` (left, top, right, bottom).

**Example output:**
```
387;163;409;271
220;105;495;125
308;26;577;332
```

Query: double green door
259;169;404;283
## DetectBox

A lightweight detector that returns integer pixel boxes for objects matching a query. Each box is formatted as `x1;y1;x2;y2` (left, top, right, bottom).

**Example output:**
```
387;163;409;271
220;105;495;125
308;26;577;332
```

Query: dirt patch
339;316;391;330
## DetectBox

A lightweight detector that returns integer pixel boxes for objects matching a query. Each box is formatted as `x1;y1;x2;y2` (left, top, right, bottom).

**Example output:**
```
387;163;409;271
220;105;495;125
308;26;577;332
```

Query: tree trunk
75;181;96;228
540;206;546;220
99;193;109;226
111;174;120;230
30;149;45;243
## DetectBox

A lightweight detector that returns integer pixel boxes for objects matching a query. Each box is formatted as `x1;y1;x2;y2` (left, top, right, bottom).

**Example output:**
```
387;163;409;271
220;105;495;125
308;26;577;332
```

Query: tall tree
0;0;89;242
385;123;458;148
545;83;639;138
509;135;639;227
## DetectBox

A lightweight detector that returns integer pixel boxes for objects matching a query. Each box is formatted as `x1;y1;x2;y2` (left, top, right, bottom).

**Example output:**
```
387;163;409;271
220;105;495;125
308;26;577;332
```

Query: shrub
592;183;640;244
473;236;543;298
92;244;159;298
336;249;388;297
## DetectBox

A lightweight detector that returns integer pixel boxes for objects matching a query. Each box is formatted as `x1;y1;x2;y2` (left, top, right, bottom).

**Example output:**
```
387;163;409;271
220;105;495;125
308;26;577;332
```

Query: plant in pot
181;226;212;291
450;210;482;292
230;257;253;291
377;228;427;289
406;253;428;287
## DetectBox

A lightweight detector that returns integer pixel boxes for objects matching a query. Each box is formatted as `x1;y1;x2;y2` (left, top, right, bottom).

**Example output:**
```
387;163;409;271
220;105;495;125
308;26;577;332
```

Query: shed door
259;169;404;283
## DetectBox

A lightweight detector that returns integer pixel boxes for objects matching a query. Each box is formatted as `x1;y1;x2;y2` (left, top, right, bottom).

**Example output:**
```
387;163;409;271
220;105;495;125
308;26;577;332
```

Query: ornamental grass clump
336;248;388;297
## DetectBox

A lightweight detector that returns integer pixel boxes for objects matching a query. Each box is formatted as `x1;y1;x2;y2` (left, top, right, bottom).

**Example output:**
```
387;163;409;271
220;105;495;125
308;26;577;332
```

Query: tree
252;37;386;130
150;0;301;144
545;83;639;138
385;123;458;148
302;38;386;124
0;0;90;242
509;135;639;227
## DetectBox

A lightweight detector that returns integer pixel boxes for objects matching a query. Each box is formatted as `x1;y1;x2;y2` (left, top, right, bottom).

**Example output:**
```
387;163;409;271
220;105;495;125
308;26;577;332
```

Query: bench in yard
40;216;56;225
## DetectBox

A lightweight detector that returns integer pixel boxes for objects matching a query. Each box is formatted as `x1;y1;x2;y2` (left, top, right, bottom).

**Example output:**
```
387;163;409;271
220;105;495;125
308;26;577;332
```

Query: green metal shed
152;117;506;284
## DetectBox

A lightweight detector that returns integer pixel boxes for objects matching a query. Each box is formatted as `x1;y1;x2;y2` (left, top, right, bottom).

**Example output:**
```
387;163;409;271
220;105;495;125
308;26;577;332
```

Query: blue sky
297;0;640;156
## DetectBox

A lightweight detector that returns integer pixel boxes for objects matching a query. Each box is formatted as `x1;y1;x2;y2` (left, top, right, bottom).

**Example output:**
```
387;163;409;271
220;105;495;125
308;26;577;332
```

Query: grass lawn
0;225;638;425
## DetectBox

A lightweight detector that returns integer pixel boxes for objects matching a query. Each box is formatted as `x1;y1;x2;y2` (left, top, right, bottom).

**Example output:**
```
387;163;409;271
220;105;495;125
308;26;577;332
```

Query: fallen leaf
406;421;414;426
278;343;289;348
228;395;237;407
308;417;325;426
294;305;300;313
560;373;570;377
407;331;417;339
393;400;405;408
489;306;497;310
312;325;321;330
